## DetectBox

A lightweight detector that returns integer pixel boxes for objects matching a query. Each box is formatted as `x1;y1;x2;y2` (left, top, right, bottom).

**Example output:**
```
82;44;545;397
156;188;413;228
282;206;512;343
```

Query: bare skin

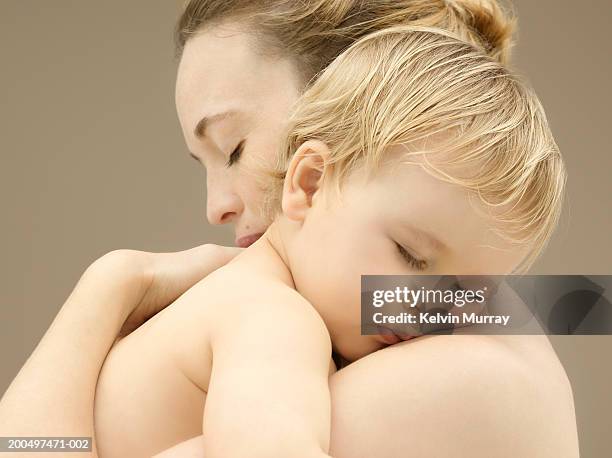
0;17;579;458
95;237;334;458
0;245;240;458
95;145;578;457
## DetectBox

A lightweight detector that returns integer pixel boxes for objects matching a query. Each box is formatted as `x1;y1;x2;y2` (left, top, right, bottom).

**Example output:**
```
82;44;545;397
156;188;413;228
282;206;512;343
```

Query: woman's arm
0;245;240;456
0;251;145;455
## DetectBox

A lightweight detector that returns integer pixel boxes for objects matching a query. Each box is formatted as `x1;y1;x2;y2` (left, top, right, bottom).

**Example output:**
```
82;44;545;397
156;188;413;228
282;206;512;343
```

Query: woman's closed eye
396;243;428;271
226;140;245;167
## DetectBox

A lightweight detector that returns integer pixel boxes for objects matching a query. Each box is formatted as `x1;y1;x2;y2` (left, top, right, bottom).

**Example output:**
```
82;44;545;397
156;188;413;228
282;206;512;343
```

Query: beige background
0;1;610;456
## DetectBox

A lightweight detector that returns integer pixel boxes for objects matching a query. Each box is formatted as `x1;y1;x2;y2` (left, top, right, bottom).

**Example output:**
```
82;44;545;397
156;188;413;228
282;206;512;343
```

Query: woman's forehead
176;29;301;125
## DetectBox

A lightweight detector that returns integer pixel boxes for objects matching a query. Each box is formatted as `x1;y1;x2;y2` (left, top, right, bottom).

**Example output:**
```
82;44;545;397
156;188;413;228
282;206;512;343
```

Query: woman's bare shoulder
328;334;578;458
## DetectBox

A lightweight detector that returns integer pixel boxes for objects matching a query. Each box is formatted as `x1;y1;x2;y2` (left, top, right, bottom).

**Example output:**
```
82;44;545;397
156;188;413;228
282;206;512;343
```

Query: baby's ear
281;140;331;222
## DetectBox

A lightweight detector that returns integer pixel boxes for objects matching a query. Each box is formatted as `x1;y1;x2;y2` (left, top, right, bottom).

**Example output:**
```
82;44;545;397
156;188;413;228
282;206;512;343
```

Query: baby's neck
229;222;296;291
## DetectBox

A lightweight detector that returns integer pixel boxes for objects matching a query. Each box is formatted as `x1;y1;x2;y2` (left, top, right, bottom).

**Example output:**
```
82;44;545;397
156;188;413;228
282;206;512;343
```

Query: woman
0;1;578;457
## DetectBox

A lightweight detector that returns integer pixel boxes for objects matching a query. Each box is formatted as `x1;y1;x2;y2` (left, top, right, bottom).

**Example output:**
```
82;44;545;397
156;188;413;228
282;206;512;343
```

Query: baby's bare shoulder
146;263;327;360
192;263;315;316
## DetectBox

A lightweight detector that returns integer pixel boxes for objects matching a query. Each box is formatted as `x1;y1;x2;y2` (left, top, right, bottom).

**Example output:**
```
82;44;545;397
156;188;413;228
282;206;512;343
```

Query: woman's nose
205;176;243;226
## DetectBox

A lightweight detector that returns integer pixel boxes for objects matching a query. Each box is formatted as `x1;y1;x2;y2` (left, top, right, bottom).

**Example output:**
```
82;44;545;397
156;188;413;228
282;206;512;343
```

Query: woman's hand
102;244;243;337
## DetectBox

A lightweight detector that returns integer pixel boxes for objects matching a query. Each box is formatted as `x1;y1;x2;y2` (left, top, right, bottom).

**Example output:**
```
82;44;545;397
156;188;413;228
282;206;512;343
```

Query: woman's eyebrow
193;110;237;139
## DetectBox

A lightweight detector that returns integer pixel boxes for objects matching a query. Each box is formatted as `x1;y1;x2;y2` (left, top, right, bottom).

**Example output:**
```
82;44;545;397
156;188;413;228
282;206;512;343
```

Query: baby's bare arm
203;290;333;458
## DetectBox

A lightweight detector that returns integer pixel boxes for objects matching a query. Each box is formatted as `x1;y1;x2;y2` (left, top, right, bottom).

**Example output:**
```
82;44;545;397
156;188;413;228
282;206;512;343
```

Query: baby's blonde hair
267;26;565;271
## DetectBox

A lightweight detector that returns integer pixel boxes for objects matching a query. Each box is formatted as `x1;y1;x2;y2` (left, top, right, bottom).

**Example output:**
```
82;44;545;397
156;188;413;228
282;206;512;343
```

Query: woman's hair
270;26;565;271
176;0;515;84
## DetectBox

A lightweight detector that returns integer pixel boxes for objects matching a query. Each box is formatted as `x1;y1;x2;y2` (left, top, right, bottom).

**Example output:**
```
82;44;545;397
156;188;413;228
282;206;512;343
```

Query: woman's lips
235;232;264;248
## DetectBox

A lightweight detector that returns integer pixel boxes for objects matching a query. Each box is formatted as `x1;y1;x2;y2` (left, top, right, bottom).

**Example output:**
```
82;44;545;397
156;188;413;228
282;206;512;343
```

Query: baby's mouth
376;326;416;345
